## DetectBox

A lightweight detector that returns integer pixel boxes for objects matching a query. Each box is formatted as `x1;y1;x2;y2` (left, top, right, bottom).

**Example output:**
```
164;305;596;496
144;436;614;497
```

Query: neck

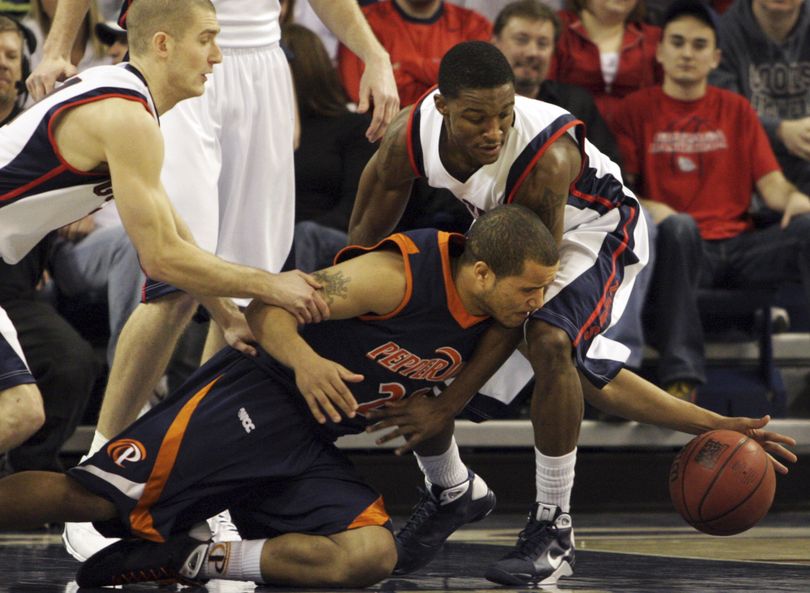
662;78;708;101
753;2;801;43
394;0;442;19
128;58;177;115
580;8;626;37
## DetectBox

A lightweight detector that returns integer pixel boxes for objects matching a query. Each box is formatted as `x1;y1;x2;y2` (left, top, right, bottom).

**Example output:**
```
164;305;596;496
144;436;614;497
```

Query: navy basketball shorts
463;199;648;420
68;348;391;542
0;305;35;390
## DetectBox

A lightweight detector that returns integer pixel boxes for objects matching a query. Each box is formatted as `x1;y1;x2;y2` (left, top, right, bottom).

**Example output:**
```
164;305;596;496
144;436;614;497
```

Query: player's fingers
312;291;330;321
315;391;342;423
232;340;258;357
766;452;790;475
300;271;323;289
327;381;358;417
763;442;798;463
303;394;327;424
374;427;405;445
294;306;312;325
366;105;385;142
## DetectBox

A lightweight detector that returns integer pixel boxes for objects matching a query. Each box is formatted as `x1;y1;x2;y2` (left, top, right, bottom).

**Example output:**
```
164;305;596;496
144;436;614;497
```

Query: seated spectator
0;14;28;123
551;0;662;131
283;23;377;272
613;0;810;402
338;0;492;107
493;0;654;371
711;0;810;197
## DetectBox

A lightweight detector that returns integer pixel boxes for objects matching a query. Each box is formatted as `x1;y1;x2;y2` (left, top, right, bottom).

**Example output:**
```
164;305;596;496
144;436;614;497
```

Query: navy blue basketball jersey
0;63;157;264
259;228;494;439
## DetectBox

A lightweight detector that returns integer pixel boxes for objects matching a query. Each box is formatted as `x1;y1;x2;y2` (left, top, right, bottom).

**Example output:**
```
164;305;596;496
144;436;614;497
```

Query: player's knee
3;384;45;440
152;291;198;321
526;321;572;365
335;528;397;587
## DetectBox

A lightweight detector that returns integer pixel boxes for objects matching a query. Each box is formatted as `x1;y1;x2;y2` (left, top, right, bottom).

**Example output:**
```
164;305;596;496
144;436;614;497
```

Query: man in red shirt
614;0;810;401
338;0;492;107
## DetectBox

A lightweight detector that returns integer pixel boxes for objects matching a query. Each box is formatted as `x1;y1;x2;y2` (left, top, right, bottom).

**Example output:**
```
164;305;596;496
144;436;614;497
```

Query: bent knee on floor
333;527;397;587
1;384;45;437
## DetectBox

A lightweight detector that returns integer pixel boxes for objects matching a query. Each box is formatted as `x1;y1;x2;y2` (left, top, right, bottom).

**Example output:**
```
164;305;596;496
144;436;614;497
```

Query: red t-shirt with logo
614;85;780;239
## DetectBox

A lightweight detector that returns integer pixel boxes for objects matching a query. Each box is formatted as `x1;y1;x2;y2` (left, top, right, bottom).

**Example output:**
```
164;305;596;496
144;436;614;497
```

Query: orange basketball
669;429;776;535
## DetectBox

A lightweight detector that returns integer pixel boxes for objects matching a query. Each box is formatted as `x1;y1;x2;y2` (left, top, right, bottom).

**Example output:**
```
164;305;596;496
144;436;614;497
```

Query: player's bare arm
54;99;328;323
348;108;417;245
582;369;797;473
513;134;582;244
245;249;407;423
367;322;524;455
309;0;399;142
26;0;89;99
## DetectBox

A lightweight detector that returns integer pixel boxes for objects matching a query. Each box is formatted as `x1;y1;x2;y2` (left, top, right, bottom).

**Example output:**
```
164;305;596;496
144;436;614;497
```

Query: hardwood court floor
3;512;809;593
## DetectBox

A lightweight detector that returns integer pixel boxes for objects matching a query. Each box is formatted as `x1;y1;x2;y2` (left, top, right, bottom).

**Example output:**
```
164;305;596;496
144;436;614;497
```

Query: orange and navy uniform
67;229;492;543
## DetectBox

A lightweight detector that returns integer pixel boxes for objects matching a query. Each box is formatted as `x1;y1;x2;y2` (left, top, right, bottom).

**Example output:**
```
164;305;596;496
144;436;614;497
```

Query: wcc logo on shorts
106;438;147;468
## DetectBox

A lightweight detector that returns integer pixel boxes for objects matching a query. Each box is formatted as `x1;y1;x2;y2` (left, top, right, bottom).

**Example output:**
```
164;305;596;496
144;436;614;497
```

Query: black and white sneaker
393;469;496;575
75;534;210;588
485;503;574;586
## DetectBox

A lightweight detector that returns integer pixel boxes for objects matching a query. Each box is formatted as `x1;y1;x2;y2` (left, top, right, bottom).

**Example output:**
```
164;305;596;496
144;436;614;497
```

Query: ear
152;31;171;58
434;93;449;117
472;260;495;287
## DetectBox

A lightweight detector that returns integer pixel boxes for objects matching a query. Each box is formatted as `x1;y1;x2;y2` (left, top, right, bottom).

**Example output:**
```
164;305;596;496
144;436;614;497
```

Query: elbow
138;252;171;284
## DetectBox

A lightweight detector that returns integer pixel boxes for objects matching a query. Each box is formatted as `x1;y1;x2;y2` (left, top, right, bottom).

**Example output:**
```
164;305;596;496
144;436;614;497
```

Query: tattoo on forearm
539;187;566;211
312;269;350;305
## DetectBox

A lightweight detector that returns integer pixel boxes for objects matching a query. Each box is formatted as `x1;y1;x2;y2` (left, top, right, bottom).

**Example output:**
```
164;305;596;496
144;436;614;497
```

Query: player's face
436;83;515;170
481;260;559;328
657;17;720;86
493;18;555;95
0;31;23;107
169;7;222;99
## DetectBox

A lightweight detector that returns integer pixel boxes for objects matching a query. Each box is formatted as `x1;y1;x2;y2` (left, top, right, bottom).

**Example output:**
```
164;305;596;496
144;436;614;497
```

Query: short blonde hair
127;0;215;56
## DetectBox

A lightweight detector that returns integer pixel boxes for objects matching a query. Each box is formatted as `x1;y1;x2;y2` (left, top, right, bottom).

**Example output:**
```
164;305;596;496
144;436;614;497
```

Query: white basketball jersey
407;90;636;232
0;64;157;264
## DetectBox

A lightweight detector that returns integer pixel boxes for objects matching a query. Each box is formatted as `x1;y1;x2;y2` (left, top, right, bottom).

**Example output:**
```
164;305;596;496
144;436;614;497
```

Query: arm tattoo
312;269;350;305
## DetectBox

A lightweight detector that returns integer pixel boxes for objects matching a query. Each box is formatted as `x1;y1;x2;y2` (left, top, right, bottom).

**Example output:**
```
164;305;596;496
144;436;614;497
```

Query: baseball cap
94;20;126;46
661;0;720;38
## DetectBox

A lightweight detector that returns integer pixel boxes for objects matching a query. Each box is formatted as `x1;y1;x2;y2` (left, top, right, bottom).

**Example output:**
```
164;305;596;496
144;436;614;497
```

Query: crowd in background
1;0;810;475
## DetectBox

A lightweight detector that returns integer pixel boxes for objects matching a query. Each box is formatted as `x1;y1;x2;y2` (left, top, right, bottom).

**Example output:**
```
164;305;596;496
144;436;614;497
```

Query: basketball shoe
485;502;574;586
75;534;210;588
393;469;496;575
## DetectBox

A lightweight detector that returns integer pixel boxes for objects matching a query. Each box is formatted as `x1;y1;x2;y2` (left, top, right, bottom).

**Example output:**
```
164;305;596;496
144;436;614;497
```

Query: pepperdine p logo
106;438;147;468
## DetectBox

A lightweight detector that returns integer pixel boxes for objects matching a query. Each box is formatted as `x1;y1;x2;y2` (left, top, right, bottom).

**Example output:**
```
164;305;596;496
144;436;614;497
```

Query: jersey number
355;382;432;416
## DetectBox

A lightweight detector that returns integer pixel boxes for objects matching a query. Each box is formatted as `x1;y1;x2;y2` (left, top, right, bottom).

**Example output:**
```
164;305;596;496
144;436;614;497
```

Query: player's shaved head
462;204;558;277
127;0;216;56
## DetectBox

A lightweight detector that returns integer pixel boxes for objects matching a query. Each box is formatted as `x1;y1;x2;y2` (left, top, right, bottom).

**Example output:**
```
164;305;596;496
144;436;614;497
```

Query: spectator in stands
492;0;619;161
338;0;492;107
711;0;810;196
25;0;107;71
93;19;125;63
283;23;376;272
551;0;662;131
0;14;26;123
613;0;810;402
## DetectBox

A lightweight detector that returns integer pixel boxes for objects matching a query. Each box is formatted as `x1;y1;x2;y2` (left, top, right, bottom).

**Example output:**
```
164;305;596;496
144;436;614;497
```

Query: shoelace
397;488;439;542
508;519;558;559
112;566;174;585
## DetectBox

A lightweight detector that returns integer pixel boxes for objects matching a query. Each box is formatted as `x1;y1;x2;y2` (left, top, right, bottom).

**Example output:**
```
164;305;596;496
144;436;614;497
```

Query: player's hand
294;355;362;424
777;117;810;161
365;392;454;455
58;215;96;242
719;415;798;474
356;55;399;143
27;56;78;101
265;270;330;325
220;311;258;357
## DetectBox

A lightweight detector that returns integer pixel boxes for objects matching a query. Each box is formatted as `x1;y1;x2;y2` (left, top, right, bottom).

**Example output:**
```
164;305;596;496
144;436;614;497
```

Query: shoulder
376;107;414;162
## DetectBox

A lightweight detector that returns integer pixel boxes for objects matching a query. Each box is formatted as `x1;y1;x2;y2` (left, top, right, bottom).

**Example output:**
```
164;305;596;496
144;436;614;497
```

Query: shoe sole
484;560;573;586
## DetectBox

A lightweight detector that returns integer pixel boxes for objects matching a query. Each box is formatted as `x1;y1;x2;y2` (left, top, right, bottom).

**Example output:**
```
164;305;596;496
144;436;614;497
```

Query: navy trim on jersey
570;166;629;217
503;114;582;201
0;87;148;208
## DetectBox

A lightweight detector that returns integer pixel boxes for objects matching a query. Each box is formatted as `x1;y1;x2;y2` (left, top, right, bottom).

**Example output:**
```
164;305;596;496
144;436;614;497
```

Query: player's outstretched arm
310;0;399;142
26;0;90;99
366;323;524;455
76;100;327;321
583;369;797;473
245;250;408;424
348;108;415;246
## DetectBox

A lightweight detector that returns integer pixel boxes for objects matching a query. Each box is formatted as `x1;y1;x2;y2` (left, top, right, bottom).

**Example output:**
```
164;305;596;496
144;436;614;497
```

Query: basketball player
28;0;398;560
0;205;562;588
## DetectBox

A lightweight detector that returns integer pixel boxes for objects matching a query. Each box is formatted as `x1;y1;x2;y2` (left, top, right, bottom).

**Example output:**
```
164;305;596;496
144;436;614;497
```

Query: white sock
535;447;576;512
415;437;468;489
87;430;110;457
200;539;265;582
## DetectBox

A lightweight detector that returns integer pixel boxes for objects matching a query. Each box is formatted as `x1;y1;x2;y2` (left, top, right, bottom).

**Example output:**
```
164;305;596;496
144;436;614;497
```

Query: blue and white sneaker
393;469;496;575
485;502;574;586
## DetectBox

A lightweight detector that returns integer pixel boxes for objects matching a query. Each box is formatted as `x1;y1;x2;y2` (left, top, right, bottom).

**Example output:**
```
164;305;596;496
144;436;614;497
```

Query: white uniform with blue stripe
0;63;156;265
407;91;649;411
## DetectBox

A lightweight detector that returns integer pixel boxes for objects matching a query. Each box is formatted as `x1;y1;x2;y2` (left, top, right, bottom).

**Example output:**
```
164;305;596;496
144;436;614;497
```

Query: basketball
669;430;776;535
